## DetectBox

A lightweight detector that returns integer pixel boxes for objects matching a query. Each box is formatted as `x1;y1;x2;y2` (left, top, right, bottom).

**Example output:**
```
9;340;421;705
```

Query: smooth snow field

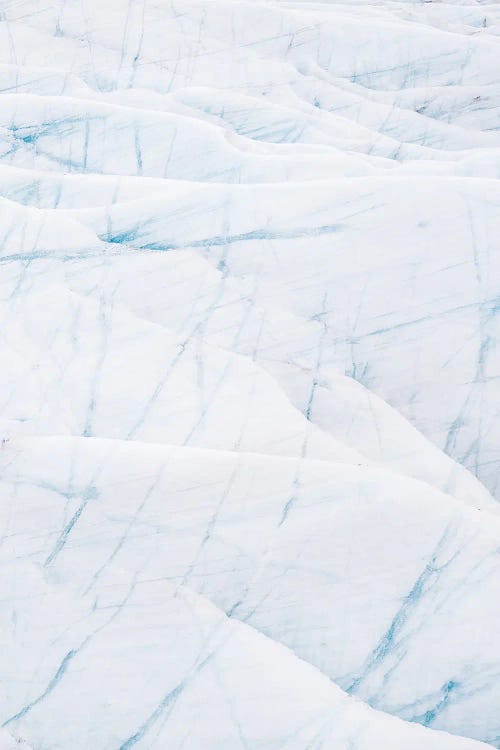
0;1;499;749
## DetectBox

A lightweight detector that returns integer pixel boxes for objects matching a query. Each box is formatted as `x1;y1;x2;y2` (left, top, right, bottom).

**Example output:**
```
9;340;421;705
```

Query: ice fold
1;1;499;748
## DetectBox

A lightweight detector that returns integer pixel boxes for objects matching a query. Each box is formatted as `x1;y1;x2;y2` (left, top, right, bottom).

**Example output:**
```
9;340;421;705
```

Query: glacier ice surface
0;1;500;749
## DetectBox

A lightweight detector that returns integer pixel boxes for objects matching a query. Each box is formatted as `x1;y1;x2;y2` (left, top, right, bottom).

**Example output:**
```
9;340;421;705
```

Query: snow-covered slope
0;1;499;748
2;435;500;745
0;555;492;750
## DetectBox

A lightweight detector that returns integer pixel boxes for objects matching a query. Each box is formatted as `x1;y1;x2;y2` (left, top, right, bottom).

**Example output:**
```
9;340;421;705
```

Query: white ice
0;1;499;749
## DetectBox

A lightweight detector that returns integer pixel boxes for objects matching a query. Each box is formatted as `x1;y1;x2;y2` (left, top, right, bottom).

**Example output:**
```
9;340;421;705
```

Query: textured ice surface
0;1;499;749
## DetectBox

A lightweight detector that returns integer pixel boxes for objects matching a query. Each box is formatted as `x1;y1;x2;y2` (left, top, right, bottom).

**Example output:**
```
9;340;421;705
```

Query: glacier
0;1;499;749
